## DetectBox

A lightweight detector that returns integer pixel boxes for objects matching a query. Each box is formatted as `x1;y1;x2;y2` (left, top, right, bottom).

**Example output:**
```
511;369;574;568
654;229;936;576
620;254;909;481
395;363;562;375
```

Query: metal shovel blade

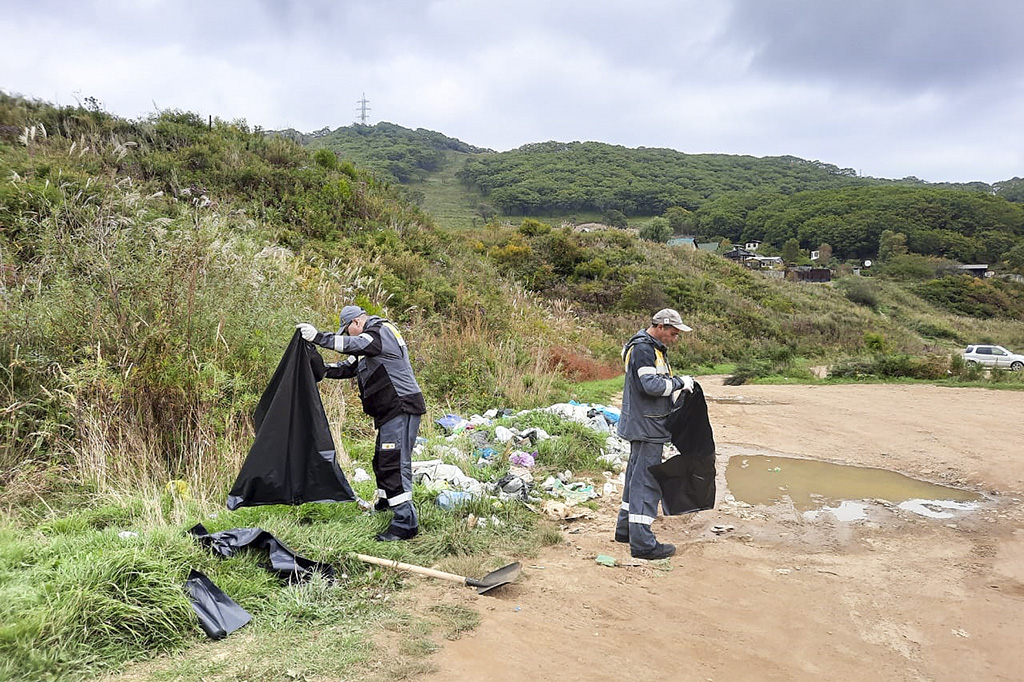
465;561;521;594
353;553;521;595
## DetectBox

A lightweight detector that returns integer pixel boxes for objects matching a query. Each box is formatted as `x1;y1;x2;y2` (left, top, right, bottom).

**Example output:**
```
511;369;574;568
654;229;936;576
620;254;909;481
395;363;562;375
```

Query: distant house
723;247;755;261
749;255;783;268
723;247;785;270
667;237;696;249
744;240;762;251
786;266;832;282
957;264;989;278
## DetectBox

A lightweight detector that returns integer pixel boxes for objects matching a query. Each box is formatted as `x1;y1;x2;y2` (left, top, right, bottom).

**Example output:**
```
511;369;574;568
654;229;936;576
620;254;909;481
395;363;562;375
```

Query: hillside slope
285;123;1024;270
3;93;1023;502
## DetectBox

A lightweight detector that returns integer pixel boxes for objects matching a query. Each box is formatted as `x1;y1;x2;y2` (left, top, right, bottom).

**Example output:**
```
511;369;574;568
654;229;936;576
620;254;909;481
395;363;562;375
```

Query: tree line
456;140;878;216
691;186;1024;264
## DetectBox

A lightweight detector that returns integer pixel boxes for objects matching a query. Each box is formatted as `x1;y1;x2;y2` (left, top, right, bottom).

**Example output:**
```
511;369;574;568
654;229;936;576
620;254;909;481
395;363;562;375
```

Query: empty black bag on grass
649;381;717;515
227;330;355;510
184;569;252;639
188;523;335;580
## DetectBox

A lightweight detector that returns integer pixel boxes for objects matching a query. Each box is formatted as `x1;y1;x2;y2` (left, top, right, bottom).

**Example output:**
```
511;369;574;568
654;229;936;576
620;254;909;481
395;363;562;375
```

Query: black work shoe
631;542;676;560
374;498;389;512
375;528;418;542
614;532;629;543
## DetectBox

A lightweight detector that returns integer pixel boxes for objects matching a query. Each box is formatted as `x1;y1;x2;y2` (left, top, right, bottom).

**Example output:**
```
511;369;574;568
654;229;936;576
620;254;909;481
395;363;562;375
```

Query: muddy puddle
725;454;982;519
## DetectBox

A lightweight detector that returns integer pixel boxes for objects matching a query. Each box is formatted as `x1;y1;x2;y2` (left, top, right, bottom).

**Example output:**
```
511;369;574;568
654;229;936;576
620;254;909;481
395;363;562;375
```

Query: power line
355;93;371;124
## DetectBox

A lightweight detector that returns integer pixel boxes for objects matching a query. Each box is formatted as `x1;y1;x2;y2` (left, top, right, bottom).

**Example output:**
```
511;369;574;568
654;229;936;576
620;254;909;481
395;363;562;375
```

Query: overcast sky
2;0;1021;184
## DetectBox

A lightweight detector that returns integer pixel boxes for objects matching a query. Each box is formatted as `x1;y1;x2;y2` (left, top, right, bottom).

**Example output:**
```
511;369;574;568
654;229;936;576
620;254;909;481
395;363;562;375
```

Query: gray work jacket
616;330;683;443
315;316;426;428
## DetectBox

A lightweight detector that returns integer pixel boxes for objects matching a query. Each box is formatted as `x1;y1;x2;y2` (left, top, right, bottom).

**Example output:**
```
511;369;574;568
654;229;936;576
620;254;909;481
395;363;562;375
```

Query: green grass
0;416;606;681
498;410;610;473
4;89;1024;682
555;375;624;405
429;604;480;640
412;151;483;231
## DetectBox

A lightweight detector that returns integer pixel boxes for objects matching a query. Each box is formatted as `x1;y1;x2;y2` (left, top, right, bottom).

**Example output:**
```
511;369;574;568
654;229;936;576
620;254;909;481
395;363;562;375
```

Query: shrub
313;147;339;171
835;277;880;309
879;253;941;280
518;218;551;236
912;319;960;341
601;209;628;229
829;353;949;380
546;346;620;382
638;217;671;243
915;275;1024;319
863;331;887;353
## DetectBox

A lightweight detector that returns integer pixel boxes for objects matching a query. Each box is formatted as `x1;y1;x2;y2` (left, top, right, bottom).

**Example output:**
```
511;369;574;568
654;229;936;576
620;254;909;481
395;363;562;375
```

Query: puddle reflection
725;455;980;511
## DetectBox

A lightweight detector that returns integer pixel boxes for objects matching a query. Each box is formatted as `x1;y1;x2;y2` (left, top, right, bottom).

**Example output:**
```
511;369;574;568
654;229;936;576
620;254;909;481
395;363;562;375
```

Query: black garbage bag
227;330;355;510
184;569;252;639
649;381;717;515
188;523;335;581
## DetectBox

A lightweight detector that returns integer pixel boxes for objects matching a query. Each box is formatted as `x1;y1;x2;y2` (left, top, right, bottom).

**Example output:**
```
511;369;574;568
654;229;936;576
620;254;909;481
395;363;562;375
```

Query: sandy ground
406;380;1024;682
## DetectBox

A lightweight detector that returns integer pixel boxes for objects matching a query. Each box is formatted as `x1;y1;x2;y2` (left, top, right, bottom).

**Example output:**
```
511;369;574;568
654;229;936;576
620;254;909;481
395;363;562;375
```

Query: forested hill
274;121;491;183
277;123;1024;228
456;141;882;216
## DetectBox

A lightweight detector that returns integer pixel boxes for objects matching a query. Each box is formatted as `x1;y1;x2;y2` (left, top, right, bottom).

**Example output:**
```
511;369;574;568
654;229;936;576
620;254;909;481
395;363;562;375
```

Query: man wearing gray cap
614;308;695;559
297;305;426;541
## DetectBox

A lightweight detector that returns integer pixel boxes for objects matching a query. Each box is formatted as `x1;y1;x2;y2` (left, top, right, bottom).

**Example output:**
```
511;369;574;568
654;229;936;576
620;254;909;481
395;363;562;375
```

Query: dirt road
411;380;1024;682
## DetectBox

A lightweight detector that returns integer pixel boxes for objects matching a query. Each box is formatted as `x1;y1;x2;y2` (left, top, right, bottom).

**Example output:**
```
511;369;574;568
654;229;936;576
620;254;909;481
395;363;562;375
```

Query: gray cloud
0;0;1021;183
726;0;1024;90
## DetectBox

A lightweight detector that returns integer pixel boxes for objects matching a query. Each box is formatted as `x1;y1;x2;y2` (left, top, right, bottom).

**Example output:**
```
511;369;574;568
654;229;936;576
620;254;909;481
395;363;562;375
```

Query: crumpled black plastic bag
184;569;252;639
188;523;335;581
649;381;717;515
227;330;355;510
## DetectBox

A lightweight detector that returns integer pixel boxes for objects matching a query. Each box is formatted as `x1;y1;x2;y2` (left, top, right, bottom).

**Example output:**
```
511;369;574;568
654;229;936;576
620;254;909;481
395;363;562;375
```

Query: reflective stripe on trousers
614;440;665;553
373;413;421;535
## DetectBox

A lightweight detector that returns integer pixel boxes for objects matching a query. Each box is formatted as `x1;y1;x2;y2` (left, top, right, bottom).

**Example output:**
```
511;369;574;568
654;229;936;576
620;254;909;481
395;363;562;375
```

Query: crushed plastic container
436;490;477;509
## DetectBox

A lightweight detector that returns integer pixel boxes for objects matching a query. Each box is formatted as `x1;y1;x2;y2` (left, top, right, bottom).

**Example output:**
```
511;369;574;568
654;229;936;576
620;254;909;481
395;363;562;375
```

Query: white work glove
677;375;695;393
296;323;318;342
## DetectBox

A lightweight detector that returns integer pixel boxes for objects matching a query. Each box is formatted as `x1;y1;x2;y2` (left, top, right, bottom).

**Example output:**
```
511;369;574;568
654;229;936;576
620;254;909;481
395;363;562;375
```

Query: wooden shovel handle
353;553;467;585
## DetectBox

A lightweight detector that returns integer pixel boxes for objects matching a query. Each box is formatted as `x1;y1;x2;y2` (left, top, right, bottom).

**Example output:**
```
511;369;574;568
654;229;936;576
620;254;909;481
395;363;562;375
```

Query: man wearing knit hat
297;305;426;541
614;308;694;559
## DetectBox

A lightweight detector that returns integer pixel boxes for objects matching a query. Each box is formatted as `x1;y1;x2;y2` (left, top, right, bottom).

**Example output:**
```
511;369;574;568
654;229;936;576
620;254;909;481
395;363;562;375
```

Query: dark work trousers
374;413;421;537
615;440;665;553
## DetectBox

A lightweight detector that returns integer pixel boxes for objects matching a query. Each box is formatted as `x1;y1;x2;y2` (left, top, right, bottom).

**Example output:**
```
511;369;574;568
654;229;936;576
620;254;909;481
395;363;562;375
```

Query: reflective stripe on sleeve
620;502;629;512
661;378;673;396
332;336;346;352
628;513;655;526
637;366;657;376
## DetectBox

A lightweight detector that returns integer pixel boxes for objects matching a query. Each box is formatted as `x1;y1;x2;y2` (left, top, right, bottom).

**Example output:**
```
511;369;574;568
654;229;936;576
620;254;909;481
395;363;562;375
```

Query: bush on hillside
0;95;595;496
834;277;880;309
914;275;1024;319
828;354;949;380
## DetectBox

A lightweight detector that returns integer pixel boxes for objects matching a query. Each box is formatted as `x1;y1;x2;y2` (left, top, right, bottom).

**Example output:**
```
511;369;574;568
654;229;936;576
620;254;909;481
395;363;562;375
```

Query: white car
962;345;1024;371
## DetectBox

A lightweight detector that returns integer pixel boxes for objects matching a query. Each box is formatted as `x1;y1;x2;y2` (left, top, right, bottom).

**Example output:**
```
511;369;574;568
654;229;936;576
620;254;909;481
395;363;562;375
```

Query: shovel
353;553;521;594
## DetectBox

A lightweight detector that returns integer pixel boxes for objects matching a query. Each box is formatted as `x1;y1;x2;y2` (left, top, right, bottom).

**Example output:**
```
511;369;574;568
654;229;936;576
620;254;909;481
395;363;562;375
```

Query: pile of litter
397;401;652;520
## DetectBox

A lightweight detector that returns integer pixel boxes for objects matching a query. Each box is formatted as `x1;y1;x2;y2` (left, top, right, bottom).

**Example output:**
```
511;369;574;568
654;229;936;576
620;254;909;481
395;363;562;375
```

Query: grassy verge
0;479;535;682
725;353;1024;390
553;375;624;405
0;400;616;682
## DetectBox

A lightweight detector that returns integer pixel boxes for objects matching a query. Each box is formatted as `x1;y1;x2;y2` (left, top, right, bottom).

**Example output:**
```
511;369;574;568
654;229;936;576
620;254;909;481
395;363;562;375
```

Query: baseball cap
652;308;692;332
339;305;366;333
